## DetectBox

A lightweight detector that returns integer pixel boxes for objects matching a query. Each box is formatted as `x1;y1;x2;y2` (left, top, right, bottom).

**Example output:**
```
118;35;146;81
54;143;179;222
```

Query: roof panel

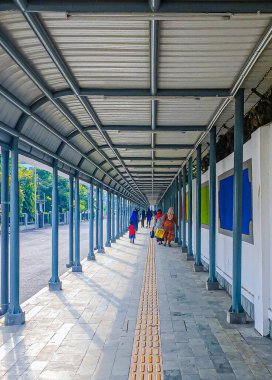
159;16;271;89
0;11;68;91
0;94;22;127
157;98;222;126
22;118;61;153
0;47;42;105
40;14;150;89
91;98;151;125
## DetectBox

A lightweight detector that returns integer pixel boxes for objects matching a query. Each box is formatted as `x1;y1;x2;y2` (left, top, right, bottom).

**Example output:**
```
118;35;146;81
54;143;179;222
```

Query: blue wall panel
219;168;252;235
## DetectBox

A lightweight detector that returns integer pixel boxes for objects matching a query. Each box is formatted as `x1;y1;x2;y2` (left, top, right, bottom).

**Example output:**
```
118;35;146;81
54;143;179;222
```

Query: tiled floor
1;229;272;379
156;242;272;380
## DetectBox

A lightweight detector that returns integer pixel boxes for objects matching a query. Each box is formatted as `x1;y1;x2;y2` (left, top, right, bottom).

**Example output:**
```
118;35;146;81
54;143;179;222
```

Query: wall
184;122;272;336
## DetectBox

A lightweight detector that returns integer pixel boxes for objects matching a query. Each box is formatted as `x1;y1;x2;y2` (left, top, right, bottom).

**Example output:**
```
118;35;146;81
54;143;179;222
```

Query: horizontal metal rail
2;1;272;14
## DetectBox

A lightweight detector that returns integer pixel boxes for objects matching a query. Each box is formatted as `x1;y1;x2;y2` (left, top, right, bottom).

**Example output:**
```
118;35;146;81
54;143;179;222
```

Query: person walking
162;207;178;247
129;221;136;244
141;209;146;228
130;208;139;231
154;209;164;245
146;208;152;228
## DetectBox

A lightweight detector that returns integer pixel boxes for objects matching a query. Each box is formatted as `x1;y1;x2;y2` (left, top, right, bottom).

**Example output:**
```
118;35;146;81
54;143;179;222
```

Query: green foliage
79;183;88;212
19;166;35;218
0;158;91;217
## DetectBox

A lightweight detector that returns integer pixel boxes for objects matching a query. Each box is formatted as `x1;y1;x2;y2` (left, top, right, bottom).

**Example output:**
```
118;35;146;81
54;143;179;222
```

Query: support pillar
207;127;219;290
48;160;62;289
178;173;182;247
5;139;25;324
175;178;179;243
98;187;105;253
72;172;82;272
116;196;120;239
66;175;74;268
87;180;95;260
105;190;111;247
227;89;246;324
182;165;188;253
95;186;99;250
0;147;9;316
195;145;204;271
187;157;194;261
111;193;116;242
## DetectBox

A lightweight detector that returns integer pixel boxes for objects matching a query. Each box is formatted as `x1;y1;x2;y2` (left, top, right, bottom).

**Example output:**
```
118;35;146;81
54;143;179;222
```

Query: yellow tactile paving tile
129;237;164;380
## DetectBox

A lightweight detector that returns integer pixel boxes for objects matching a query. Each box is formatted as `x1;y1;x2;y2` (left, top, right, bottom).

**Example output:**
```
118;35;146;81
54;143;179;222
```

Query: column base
175;237;178;243
48;281;62;291
206;280;220;291
87;254;96;261
98;248;105;253
227;310;247;324
66;262;74;268
182;245;188;253
111;238;116;243
5;310;25;326
105;241;111;247
186;254;194;261
72;264;82;272
194;263;204;272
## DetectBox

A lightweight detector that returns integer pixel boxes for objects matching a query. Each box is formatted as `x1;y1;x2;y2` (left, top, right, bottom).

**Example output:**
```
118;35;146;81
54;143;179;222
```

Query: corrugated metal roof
40;14;150;89
0;8;271;204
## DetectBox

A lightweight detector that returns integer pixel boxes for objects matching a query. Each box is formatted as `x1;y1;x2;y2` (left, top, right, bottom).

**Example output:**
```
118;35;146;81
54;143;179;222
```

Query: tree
19;166;34;218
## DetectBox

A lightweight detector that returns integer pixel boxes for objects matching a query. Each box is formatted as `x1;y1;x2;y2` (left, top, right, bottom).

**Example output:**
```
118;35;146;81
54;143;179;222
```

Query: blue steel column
87;181;95;261
116;196;120;239
178;173;182;246
66;175;74;268
227;89;246;324
121;198;124;235
187;157;194;260
95;186;99;250
72;172;82;272
105;190;111;247
176;178;179;242
182;165;188;253
207;127;219;290
0;147;9;316
195;145;204;271
98;187;105;253
120;197;123;235
48;160;62;289
5;139;25;325
111;193;116;243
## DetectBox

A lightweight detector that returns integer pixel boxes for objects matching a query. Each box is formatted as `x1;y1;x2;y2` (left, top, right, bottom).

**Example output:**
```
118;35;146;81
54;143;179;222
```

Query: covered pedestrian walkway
1;1;272;379
1;229;272;380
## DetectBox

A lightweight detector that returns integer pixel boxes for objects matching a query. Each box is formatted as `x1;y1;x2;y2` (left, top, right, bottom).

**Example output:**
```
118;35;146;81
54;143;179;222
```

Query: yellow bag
155;228;164;239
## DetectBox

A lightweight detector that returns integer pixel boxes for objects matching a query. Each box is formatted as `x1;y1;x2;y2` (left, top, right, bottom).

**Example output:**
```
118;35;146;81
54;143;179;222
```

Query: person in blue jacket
130;209;139;231
146;208;152;228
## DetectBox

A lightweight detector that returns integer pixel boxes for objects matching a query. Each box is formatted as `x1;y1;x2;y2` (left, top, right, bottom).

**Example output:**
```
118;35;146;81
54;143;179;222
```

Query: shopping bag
155;228;164;239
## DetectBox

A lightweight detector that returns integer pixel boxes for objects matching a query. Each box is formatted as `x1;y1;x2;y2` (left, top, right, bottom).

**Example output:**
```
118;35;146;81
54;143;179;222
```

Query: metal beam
114;157;186;162
34;88;232;99
120;164;180;169
68;125;206;134
12;4;147;205
100;144;194;150
6;1;272;14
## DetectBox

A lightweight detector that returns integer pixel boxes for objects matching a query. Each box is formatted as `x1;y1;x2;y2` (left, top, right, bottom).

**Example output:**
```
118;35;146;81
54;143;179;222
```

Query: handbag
150;230;155;238
155;228;164;239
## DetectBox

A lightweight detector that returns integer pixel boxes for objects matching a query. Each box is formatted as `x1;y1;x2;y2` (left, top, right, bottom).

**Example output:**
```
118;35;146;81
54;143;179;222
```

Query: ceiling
0;1;272;205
